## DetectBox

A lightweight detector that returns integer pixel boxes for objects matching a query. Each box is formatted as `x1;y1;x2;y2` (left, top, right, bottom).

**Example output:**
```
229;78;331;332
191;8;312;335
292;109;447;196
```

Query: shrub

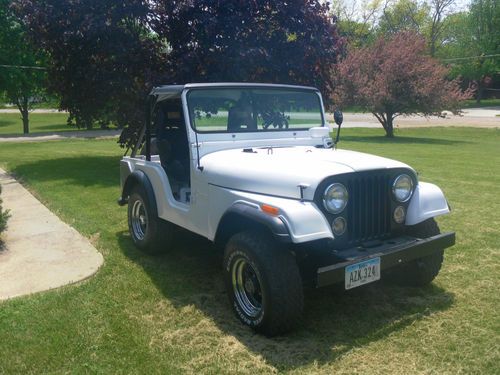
0;184;10;236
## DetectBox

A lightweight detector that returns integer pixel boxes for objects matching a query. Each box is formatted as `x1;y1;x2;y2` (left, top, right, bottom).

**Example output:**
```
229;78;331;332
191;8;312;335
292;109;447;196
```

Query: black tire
127;185;173;255
223;230;303;336
388;218;444;286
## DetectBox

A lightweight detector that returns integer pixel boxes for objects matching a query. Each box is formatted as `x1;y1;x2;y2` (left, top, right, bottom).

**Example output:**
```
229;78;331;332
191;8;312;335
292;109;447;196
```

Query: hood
202;146;412;200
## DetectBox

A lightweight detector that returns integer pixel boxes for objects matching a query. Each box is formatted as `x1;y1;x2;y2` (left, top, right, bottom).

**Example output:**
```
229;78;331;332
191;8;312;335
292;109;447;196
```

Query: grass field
0;112;72;135
0;127;498;374
461;98;500;108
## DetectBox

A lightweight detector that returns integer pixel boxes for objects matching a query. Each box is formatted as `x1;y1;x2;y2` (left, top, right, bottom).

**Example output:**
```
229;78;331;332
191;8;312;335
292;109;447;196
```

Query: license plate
345;257;381;290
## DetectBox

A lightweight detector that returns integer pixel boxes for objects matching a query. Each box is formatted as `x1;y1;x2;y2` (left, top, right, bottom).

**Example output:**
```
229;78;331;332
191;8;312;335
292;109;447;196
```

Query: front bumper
316;232;455;287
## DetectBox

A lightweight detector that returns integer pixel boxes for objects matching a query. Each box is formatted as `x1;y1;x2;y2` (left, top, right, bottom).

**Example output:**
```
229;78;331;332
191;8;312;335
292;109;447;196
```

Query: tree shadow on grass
30;123;74;132
0;119;16;128
116;229;454;371
9;156;120;188
341;135;470;146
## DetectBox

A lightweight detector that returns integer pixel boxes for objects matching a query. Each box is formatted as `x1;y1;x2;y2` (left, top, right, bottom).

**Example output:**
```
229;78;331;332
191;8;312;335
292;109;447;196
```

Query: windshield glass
187;87;324;133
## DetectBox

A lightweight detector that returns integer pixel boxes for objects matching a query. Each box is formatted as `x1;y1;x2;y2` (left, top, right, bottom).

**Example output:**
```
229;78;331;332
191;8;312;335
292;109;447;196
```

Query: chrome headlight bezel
392;174;414;202
323;183;348;214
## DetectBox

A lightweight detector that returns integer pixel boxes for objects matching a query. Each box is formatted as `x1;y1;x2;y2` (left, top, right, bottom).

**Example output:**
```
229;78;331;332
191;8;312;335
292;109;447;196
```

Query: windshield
187;87;324;133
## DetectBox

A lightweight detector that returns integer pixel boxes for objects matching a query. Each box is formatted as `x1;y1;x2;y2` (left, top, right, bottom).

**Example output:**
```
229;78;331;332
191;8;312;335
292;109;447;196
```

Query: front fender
406;182;450;225
209;186;333;243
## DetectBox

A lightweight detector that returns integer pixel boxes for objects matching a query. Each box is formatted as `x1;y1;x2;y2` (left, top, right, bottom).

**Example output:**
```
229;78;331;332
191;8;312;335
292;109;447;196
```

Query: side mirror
334;110;343;126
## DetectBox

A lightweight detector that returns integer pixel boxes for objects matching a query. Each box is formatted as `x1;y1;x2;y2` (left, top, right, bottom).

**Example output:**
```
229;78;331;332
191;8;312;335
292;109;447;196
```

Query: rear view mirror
334;110;343;126
333;110;343;147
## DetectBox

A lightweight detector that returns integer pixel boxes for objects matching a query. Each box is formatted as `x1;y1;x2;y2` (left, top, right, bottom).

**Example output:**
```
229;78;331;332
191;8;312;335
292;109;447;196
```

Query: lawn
0;112;72;135
461;98;500;108
0;127;498;374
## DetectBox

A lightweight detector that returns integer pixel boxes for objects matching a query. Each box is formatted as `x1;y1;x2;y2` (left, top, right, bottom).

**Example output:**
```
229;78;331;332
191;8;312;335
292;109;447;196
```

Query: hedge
0;184;10;236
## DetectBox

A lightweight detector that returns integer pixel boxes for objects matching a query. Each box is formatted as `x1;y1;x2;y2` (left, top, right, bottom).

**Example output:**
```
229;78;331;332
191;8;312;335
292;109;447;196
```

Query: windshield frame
185;85;327;134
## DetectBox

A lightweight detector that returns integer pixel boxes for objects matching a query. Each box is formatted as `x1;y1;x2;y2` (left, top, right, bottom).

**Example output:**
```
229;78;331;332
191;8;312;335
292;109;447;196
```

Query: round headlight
323;183;348;214
392;174;413;202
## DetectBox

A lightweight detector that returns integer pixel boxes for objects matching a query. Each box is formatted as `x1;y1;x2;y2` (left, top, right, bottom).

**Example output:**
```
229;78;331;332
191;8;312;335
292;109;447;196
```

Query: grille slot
347;173;391;244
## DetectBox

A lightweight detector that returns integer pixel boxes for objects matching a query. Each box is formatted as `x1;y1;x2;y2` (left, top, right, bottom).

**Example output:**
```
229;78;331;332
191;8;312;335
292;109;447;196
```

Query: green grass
0;127;498;374
340;104;366;113
0;98;60;110
0;112;73;135
461;98;500;108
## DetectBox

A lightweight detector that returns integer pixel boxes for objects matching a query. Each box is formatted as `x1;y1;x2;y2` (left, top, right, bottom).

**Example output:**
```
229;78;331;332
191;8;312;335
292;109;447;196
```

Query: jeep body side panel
120;159;134;191
406;182;450;225
208;186;333;243
120;157;210;238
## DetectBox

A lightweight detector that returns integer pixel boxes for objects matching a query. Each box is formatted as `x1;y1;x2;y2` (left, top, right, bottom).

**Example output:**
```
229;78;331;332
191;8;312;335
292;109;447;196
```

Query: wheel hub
131;199;148;241
244;278;256;294
232;258;263;318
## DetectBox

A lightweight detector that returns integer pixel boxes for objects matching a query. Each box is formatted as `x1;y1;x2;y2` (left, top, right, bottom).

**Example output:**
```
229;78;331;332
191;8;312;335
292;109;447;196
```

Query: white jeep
118;83;455;335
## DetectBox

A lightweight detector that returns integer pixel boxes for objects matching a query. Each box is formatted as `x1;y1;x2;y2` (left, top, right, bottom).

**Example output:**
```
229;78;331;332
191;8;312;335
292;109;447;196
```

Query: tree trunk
16;96;30;134
372;111;395;137
385;116;394;138
429;39;436;57
22;111;29;134
476;80;484;104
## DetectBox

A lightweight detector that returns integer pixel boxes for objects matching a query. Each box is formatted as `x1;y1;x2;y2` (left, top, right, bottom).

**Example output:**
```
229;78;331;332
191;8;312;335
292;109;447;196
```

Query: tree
439;0;500;102
332;0;382;47
378;0;430;35
333;31;470;137
151;0;344;99
13;0;163;136
0;0;46;134
427;0;456;56
15;0;344;146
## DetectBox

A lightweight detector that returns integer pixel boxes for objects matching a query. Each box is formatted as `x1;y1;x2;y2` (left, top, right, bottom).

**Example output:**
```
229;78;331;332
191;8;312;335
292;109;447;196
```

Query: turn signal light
261;204;279;216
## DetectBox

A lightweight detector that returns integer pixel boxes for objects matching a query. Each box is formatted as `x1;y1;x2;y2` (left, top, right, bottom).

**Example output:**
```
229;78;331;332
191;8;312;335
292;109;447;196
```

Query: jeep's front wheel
223;231;303;336
128;186;173;254
388;218;444;286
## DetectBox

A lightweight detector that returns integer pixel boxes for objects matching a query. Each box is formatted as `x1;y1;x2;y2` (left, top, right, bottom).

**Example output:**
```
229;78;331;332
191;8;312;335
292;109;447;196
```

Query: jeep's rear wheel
223;231;303;336
128;186;173;254
388;218;444;286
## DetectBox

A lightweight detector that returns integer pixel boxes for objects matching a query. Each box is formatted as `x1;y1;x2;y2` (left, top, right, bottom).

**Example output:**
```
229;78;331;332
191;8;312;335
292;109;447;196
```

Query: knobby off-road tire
223;230;304;336
389;218;444;286
127;186;173;255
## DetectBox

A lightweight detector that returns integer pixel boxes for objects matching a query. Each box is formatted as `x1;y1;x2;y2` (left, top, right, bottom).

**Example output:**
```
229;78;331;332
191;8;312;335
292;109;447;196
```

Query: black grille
346;173;391;244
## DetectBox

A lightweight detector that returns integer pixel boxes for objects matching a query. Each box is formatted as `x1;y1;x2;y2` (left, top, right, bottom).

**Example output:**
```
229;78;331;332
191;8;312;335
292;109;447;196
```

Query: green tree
378;0;430;35
439;0;500;102
0;0;46;134
332;0;381;47
427;0;456;56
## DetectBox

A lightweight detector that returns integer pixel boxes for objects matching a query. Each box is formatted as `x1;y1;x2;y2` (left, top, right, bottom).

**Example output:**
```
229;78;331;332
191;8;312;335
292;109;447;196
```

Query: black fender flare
215;202;291;246
117;170;158;216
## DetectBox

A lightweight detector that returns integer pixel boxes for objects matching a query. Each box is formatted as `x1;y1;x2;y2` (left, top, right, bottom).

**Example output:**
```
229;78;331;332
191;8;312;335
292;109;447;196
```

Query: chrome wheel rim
232;258;263;318
131;199;148;241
